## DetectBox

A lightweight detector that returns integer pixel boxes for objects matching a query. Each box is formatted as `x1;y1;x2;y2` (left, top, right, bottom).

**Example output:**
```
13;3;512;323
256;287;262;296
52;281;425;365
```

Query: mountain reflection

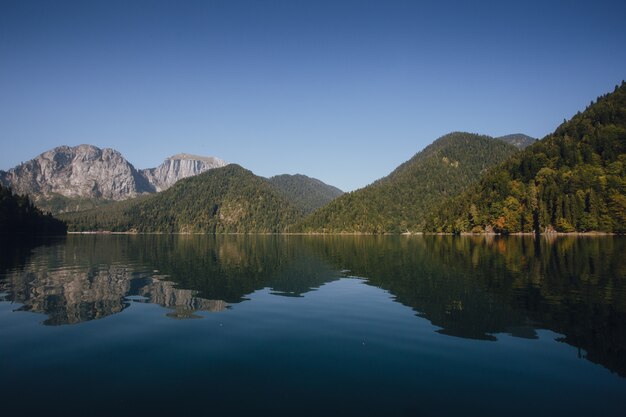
139;278;228;319
0;234;341;325
0;237;230;325
1;234;625;377
1;263;227;325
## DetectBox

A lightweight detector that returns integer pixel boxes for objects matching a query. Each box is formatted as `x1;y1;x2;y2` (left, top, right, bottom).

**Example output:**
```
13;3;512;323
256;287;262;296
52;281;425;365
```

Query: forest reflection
1;234;624;376
309;234;626;376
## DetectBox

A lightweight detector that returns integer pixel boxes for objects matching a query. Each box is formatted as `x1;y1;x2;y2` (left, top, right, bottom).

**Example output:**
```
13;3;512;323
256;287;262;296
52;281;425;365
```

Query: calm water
1;235;625;416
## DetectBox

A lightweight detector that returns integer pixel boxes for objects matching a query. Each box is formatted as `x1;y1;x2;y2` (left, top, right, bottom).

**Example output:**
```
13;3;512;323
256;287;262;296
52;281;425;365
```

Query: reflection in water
2;265;226;324
0;236;66;275
311;235;626;376
0;234;340;325
139;277;227;319
8;265;138;325
1;234;625;378
0;237;230;324
130;234;344;301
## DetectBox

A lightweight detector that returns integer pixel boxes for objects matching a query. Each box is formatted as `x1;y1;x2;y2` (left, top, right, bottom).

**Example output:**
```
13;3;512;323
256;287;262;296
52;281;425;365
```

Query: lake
1;234;625;416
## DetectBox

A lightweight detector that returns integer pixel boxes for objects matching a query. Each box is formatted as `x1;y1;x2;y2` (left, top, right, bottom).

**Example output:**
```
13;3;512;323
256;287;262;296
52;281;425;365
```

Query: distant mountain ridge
0;145;226;213
497;134;536;149
61;164;302;233
268;174;343;214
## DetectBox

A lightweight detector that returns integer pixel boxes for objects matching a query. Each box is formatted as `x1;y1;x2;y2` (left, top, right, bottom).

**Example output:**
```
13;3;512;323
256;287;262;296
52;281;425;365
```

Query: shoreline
66;231;619;236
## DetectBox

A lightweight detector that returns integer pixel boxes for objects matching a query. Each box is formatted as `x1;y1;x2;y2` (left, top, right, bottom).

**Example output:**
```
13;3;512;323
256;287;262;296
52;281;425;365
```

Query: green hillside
426;82;626;234
0;184;67;236
61;164;302;233
33;194;114;215
269;174;343;214
296;132;519;233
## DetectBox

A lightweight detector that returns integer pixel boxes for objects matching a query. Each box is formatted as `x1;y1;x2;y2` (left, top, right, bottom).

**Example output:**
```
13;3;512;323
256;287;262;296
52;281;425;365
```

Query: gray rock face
0;144;151;200
0;146;226;203
496;134;536;150
140;153;227;192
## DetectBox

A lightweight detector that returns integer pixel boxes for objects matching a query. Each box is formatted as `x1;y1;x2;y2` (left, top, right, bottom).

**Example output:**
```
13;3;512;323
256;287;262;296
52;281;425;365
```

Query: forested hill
295;132;519;233
426;81;626;234
61;164;303;233
0;184;67;236
269;174;343;214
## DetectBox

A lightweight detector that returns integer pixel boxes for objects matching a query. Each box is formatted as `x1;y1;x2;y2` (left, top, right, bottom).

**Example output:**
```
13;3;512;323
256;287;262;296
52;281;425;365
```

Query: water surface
1;235;625;416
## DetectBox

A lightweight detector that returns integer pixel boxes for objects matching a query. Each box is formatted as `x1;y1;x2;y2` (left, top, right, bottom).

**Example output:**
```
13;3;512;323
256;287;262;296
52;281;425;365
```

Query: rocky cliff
0;144;151;200
140;153;227;192
0;146;226;213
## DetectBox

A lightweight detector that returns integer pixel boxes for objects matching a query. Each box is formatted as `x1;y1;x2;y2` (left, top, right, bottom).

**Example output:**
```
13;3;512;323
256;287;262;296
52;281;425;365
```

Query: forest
0;184;67;236
61;164;302;233
426;82;626;234
296;132;519;233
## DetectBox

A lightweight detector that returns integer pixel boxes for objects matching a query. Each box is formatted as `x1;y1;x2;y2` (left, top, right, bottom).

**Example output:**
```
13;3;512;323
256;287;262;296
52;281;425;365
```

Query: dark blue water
1;235;625;416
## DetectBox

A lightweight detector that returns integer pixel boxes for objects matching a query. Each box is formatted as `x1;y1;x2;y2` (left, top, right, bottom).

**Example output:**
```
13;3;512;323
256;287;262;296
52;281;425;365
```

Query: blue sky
1;0;625;191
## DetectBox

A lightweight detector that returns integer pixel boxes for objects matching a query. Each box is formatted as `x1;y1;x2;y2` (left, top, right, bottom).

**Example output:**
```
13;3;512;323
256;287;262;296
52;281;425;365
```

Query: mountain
0;184;67;236
0;145;226;214
139;153;226;192
497;134;536;149
426;81;626;234
268;174;343;214
60;164;303;233
0;144;151;200
296;132;520;233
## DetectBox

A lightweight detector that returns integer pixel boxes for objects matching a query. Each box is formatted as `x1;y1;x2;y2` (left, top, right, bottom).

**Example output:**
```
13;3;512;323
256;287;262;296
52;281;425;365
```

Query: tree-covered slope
268;174;343;214
296;132;519;233
0;185;67;236
61;164;302;233
426;82;626;234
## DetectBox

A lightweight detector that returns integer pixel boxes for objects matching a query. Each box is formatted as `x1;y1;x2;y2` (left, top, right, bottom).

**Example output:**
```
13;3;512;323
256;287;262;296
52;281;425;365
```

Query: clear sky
1;0;625;191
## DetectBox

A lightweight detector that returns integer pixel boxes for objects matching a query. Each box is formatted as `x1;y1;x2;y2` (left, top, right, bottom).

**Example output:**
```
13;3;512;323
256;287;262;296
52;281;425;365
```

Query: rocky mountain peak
140;154;227;192
0;144;150;200
0;145;227;212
